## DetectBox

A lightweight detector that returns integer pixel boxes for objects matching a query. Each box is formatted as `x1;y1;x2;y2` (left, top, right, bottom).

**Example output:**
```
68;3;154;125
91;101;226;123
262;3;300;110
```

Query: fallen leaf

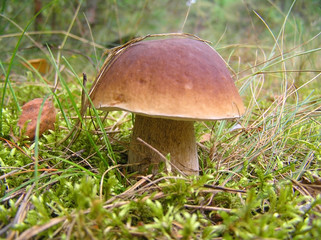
22;58;50;74
18;98;56;140
199;133;211;143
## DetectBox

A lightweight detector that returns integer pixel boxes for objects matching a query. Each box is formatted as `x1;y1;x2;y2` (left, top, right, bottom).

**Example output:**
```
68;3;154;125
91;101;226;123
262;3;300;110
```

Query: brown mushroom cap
89;38;245;120
18;98;56;140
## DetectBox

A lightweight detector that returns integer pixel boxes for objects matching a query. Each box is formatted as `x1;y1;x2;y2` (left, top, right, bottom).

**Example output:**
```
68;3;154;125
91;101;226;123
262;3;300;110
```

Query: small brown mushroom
89;37;245;175
18;98;56;140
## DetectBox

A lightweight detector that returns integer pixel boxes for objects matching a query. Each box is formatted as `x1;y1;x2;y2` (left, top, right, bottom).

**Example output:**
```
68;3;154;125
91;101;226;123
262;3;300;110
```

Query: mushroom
89;37;245;175
18;98;56;140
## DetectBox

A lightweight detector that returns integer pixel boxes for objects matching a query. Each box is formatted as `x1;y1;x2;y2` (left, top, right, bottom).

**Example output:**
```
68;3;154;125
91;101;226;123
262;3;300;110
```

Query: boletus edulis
89;37;245;175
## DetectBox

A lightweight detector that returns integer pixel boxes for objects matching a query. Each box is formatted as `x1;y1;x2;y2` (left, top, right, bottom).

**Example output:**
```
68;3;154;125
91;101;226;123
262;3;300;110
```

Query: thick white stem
128;115;199;175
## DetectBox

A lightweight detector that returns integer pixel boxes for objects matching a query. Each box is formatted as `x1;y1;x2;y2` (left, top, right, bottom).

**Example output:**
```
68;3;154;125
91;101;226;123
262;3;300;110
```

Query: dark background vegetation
1;0;320;76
